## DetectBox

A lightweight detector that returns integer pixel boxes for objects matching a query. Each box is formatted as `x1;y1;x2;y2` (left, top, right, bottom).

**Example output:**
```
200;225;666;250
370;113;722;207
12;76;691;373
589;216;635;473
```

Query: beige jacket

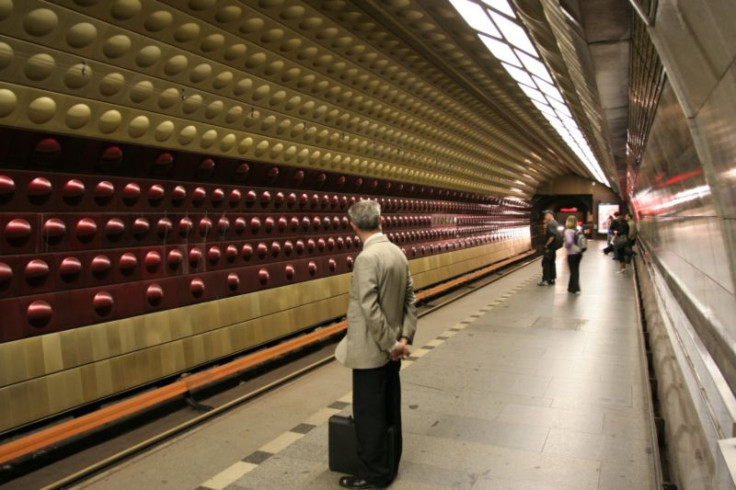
335;234;417;369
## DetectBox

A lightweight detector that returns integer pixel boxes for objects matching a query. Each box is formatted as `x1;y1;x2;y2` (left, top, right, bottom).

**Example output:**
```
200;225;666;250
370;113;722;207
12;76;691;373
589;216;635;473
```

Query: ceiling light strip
449;0;610;186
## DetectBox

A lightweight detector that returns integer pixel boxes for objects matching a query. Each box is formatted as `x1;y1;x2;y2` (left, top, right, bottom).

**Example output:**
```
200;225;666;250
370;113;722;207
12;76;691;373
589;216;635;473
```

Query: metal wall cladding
0;129;530;344
632;84;736;362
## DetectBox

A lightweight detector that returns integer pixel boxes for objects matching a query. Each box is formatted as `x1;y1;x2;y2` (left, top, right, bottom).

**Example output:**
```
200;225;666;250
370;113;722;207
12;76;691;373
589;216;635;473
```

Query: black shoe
549;280;555;284
339;476;379;489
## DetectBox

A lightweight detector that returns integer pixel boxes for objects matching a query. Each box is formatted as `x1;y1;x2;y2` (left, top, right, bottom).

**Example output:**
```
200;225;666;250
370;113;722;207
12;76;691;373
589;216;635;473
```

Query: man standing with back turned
335;199;417;489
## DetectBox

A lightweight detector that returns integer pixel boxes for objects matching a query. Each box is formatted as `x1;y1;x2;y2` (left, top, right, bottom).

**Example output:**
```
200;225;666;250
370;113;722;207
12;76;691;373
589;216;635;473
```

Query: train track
1;253;537;490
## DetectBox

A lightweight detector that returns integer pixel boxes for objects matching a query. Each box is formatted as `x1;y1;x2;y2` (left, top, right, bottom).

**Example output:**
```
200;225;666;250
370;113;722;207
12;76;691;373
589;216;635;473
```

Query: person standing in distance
538;210;560;286
335;199;417;489
563;215;583;294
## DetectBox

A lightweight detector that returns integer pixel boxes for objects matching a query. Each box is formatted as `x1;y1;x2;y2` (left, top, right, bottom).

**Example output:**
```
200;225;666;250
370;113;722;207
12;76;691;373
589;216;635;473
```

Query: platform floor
75;241;656;490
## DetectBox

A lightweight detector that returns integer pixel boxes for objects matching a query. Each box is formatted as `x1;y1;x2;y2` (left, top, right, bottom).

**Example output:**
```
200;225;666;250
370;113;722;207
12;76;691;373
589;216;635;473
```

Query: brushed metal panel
0;378;50;430
0;341;28;387
695;63;736;220
45;369;84;414
41;334;64;374
653;0;736;117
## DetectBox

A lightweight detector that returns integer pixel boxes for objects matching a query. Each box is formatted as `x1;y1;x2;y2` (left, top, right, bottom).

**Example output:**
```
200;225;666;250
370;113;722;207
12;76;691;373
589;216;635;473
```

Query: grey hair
348;199;381;231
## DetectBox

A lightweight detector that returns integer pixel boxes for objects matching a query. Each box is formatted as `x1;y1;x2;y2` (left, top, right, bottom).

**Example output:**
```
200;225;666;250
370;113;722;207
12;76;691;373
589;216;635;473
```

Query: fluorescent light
502;62;535;86
549;98;572;117
488;10;537;55
515;50;553;83
480;0;516;18
479;34;521;66
449;0;501;37
531;99;556;116
534;76;564;102
518;83;547;104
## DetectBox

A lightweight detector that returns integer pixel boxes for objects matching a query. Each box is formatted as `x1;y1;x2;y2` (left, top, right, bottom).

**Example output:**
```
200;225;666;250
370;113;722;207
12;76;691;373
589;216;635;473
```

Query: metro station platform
75;240;656;490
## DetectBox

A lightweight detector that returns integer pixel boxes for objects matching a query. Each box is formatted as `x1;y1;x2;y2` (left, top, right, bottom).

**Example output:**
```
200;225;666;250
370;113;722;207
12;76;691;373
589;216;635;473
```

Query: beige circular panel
205;100;224;119
233;78;253;96
182;93;203;114
238;136;253;154
215;5;242;23
201;129;217;148
284;145;297;160
24;8;59;37
25;53;56;81
0;0;12;21
190;63;212;83
164;55;189;76
201;34;225;52
212;71;233;89
270;142;283;158
285;95;301;111
261;28;284;44
264;60;284;76
175;23;200;43
103;34;132;58
178;125;197;144
64;62;93;89
281;67;302;83
280;37;303;52
130;80;154;103
299;17;323;31
145;10;173;31
260;115;276;131
317;27;338;40
0;42;11;70
280;5;306;20
27;96;56;124
99;72;126;96
128;115;150;137
67;22;98;48
270;90;287;106
110;0;142;20
224;43;247;61
155;120;174;141
254;140;269;157
225;105;243;123
98;109;122;133
220;133;236;151
297;148;309;162
158;87;180;109
245;52;267;69
136;46;162;67
239;17;265;34
252;84;271;101
0;88;17;118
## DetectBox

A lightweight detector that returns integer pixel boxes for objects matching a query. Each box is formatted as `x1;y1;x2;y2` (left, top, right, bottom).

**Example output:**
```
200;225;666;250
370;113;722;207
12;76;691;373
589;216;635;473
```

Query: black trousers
352;360;402;487
567;253;582;293
542;248;557;282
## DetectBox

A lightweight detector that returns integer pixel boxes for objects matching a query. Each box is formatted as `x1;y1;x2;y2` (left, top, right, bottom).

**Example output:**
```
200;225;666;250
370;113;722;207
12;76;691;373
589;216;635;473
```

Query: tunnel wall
0;0;540;435
631;1;736;487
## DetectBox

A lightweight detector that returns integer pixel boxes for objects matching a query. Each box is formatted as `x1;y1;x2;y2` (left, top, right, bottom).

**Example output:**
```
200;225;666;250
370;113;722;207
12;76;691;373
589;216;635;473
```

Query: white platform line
259;431;304;454
200;461;258;490
304;406;342;426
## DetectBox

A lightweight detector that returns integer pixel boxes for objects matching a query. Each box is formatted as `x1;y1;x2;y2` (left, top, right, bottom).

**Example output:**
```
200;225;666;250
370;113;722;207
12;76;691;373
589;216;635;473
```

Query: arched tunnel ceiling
0;0;627;198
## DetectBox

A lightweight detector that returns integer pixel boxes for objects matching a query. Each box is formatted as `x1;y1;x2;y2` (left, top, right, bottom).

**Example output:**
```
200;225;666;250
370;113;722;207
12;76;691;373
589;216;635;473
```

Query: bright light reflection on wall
449;0;610;187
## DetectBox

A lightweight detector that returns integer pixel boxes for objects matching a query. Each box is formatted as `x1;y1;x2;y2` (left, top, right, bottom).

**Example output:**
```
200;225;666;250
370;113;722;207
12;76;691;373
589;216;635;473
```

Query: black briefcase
328;414;396;475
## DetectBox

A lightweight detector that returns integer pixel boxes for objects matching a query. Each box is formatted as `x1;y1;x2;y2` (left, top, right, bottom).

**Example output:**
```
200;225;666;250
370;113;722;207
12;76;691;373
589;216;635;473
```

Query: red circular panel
27;300;52;327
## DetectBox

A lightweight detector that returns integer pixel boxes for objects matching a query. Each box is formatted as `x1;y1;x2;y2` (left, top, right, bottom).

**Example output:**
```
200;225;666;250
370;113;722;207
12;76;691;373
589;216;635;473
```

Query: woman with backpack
563;215;584;294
